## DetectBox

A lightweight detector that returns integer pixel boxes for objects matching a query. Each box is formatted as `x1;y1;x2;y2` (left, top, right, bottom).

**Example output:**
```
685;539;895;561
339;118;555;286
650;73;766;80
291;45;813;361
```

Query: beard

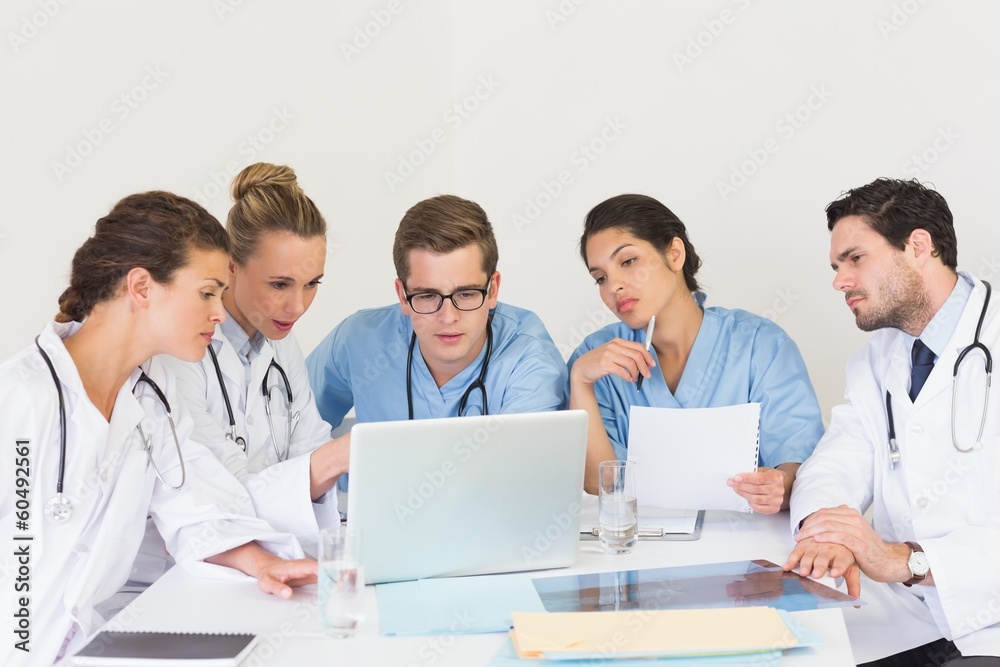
848;258;930;333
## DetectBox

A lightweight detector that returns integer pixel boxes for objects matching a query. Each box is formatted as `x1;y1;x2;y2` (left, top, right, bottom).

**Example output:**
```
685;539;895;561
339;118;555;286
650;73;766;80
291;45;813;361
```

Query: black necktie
909;339;936;401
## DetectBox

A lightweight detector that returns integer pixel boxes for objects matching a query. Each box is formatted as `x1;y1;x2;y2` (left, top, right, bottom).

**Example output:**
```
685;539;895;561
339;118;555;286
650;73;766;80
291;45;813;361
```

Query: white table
96;511;857;666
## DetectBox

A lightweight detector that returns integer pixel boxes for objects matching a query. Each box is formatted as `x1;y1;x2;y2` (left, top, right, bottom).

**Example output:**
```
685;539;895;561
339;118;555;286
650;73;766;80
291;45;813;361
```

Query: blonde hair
226;162;326;266
392;195;498;283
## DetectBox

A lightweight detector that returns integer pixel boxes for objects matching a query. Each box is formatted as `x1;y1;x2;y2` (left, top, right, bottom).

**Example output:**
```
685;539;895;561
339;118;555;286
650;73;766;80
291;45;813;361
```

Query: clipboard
580;510;704;542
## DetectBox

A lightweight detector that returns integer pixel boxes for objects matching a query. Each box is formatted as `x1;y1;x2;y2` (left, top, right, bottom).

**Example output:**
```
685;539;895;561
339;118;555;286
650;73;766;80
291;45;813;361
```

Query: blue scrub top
567;298;824;468
306;302;568;426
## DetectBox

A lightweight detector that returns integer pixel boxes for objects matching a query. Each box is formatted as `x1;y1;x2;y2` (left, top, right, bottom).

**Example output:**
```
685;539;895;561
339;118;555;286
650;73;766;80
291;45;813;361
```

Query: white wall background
3;0;999;421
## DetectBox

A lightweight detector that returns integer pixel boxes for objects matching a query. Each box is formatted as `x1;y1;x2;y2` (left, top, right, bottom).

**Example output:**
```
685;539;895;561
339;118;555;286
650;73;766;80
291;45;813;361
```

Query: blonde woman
0;191;314;665
161;163;347;554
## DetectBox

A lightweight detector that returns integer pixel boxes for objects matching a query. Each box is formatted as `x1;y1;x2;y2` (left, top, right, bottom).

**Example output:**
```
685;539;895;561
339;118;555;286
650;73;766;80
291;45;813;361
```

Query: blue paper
376;573;546;636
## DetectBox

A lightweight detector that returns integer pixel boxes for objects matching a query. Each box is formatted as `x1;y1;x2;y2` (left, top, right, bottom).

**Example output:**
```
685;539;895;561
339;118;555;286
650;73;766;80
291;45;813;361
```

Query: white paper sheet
627;404;761;513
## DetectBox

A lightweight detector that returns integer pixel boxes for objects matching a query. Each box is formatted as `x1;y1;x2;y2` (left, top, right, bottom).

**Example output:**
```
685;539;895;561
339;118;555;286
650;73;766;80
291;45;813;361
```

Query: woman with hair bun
568;194;824;513
160;162;347;554
0;191;315;666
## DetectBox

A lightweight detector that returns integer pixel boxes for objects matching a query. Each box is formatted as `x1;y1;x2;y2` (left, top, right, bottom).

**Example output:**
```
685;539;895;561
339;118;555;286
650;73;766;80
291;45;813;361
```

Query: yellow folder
511;607;798;659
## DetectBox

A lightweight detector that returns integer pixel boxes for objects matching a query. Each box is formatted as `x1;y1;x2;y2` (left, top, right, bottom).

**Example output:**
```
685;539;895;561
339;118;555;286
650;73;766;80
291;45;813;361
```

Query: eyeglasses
404;281;490;314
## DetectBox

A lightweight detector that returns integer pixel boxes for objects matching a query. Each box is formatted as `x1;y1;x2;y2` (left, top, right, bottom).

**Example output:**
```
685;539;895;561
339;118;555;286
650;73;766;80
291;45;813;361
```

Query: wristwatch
903;541;929;587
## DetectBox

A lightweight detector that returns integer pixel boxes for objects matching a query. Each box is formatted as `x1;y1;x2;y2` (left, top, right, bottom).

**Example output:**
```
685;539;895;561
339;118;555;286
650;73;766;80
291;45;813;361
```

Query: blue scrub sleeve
750;337;825;468
305;324;356;430
495;345;569;414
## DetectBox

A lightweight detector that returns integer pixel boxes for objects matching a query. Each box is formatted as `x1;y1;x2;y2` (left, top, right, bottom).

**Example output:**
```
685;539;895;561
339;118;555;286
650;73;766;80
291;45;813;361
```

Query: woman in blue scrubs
568;194;823;513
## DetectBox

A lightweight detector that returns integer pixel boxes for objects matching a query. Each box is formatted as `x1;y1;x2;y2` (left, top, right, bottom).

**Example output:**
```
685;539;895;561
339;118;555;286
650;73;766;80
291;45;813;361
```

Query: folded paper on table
627;404;760;513
376;573;546;636
532;559;864;613
510;607;819;660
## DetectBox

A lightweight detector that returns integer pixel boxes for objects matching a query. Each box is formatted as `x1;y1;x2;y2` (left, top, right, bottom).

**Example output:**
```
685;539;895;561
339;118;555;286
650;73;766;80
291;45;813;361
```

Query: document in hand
509;607;813;660
72;631;258;666
627;404;760;513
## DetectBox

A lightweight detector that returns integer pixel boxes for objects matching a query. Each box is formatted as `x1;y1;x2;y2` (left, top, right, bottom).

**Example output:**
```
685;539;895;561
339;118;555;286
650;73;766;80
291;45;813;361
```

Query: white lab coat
158;326;337;554
0;323;302;666
792;274;1000;661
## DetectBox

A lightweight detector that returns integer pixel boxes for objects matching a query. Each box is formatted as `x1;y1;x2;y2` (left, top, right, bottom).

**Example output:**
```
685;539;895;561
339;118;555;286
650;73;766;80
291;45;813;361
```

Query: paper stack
508;607;808;661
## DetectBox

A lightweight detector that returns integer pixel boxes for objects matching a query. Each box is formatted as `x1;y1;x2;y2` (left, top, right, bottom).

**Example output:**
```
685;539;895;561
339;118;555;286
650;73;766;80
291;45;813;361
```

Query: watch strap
903;541;926;587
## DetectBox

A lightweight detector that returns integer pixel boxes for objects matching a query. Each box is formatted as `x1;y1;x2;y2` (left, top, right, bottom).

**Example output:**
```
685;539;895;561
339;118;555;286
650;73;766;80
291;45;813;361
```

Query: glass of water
598;460;638;555
318;525;365;638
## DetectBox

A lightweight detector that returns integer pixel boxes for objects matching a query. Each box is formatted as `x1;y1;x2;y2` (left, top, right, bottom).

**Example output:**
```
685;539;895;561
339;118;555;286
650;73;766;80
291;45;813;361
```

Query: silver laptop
347;410;587;584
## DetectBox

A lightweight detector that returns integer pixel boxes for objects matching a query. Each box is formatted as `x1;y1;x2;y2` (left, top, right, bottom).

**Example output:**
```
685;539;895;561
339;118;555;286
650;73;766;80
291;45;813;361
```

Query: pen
636;315;655;392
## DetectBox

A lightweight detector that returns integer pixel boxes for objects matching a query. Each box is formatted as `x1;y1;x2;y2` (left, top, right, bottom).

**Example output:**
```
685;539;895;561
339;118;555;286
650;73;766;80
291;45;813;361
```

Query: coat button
75;543;89;554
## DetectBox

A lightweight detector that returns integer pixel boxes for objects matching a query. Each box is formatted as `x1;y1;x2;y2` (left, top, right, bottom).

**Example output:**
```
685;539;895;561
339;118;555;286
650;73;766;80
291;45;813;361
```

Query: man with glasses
305;194;567;436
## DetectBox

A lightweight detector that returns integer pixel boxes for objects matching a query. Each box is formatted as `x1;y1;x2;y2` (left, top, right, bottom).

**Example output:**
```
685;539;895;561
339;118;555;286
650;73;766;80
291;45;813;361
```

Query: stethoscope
206;344;299;462
36;337;186;524
406;318;493;420
885;280;992;468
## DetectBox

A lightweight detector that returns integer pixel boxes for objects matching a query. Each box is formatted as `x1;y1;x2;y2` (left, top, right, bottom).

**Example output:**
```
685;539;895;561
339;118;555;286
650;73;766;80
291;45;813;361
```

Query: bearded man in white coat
784;178;1000;667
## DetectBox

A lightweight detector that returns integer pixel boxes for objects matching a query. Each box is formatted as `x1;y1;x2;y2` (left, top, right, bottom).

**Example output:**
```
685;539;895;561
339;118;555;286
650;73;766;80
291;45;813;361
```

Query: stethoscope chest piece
228;433;248;452
45;495;73;523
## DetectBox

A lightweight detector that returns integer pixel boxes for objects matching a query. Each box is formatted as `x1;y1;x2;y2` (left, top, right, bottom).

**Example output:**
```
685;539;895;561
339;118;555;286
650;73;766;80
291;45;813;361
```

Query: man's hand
783;535;862;598
794;505;911;584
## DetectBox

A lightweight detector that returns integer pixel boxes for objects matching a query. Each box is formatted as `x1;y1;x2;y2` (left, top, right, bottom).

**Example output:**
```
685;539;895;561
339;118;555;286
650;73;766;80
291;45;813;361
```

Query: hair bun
231;163;300;202
55;286;85;323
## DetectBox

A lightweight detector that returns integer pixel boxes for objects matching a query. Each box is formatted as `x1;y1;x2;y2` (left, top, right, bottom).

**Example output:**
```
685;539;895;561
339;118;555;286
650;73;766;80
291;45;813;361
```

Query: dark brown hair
581;194;702;292
826;178;958;269
56;191;230;323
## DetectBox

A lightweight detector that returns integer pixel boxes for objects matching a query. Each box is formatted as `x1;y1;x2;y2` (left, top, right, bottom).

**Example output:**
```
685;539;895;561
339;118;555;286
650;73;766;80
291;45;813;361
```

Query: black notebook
72;632;258;666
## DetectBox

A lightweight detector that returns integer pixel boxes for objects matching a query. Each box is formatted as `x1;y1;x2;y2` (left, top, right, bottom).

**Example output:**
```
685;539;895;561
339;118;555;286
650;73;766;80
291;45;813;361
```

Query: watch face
909;551;930;577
